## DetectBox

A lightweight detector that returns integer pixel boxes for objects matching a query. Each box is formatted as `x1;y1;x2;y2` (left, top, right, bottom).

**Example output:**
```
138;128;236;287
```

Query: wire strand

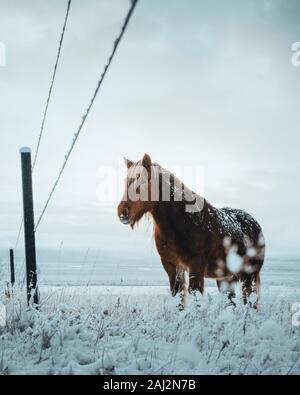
14;218;24;250
35;0;139;231
14;0;72;250
32;0;72;170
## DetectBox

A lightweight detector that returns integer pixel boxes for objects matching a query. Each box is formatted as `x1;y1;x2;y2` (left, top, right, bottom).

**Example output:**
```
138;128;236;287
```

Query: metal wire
32;0;72;170
35;0;139;231
14;0;72;250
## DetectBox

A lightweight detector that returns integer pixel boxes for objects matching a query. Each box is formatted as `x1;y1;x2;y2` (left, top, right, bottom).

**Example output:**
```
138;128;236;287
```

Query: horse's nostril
119;209;131;225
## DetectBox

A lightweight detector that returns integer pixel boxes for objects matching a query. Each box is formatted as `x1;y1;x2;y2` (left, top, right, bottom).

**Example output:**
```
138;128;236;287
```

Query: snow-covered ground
0;256;299;375
0;284;300;375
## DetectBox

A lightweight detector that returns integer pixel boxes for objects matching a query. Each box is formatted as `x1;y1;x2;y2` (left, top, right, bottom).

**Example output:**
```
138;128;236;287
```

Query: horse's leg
254;272;261;308
241;272;260;309
161;260;178;296
216;277;237;306
176;268;188;309
189;261;205;294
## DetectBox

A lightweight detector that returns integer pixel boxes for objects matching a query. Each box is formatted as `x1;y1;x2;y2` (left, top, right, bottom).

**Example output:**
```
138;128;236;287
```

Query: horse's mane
152;163;203;207
129;161;205;229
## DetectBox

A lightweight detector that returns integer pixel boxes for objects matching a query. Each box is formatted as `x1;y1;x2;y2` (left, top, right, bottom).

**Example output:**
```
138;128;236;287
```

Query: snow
227;248;243;273
0;282;299;375
0;254;299;375
19;147;31;153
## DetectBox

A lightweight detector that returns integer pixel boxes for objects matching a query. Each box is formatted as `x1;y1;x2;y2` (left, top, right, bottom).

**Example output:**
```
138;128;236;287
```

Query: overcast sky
0;0;300;262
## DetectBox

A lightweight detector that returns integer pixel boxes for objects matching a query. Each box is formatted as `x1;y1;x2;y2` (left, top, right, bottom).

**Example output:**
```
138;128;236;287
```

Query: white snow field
0;257;299;375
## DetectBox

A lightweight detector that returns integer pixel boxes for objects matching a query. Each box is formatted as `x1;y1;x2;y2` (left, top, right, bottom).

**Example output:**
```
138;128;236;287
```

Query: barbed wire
14;218;24;250
32;0;72;170
34;0;139;231
14;0;72;250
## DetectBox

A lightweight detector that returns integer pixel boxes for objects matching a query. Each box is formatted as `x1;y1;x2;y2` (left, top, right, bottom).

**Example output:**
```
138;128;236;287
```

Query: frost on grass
0;285;299;375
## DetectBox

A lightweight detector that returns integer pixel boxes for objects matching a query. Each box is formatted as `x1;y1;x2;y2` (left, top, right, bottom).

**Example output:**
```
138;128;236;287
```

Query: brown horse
117;154;265;307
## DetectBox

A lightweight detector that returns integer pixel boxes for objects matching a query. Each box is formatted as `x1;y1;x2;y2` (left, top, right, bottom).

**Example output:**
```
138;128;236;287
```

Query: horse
117;153;265;307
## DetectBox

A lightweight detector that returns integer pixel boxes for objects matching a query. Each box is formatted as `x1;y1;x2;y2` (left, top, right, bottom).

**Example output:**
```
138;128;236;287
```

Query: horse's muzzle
118;205;132;224
119;214;132;225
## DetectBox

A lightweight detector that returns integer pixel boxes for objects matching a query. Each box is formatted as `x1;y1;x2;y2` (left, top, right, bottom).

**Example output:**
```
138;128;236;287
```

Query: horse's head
117;153;156;228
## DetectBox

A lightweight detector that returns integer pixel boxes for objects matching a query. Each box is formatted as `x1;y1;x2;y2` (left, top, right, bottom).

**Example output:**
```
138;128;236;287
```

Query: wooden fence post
9;248;15;286
20;147;39;307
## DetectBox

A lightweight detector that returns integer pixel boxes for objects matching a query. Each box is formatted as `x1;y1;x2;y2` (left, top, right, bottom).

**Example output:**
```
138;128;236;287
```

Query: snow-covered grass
0;285;299;375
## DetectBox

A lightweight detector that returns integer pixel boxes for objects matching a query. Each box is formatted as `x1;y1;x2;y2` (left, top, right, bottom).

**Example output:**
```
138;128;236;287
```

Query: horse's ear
142;153;152;171
124;157;133;169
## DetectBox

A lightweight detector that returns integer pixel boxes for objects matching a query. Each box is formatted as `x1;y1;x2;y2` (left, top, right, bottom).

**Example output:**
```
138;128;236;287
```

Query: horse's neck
151;167;207;235
154;165;193;201
151;200;186;235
